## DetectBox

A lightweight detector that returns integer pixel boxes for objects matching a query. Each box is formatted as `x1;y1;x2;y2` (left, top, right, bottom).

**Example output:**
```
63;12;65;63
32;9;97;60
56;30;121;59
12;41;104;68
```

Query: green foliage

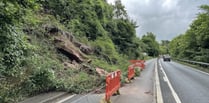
55;69;102;93
170;5;209;62
106;19;142;59
141;32;160;57
90;36;130;73
134;67;141;76
41;0;112;40
0;0;39;76
159;40;170;54
41;0;144;59
0;0;151;102
114;0;128;19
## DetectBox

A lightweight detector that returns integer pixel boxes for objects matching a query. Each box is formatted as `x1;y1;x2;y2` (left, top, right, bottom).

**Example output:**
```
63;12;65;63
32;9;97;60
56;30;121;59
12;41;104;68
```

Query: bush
56;70;102;93
134;67;141;76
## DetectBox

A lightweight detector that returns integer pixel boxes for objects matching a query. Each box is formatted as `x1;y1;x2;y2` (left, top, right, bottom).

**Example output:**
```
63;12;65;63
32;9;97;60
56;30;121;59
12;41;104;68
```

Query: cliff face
51;27;91;63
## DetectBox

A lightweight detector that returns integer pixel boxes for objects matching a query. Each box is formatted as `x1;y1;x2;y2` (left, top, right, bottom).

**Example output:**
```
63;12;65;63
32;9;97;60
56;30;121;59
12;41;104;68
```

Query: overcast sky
107;0;209;41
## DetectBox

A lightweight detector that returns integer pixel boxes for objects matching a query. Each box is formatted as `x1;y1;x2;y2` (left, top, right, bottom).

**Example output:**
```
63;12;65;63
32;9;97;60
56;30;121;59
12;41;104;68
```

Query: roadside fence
104;70;121;103
71;60;146;103
129;60;145;70
127;65;135;80
176;59;209;68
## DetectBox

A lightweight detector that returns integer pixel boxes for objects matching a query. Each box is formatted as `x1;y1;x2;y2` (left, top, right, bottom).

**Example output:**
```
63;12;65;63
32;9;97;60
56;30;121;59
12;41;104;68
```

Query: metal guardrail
176;59;209;67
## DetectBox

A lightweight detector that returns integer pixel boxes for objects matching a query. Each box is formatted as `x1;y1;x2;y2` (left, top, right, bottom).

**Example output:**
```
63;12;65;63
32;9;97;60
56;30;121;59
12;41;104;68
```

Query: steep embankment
0;0;146;102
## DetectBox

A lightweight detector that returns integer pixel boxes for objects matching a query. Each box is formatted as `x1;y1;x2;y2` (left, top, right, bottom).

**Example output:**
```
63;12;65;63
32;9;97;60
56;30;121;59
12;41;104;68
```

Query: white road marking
155;62;164;103
56;94;75;103
159;61;182;103
163;76;167;82
40;92;67;103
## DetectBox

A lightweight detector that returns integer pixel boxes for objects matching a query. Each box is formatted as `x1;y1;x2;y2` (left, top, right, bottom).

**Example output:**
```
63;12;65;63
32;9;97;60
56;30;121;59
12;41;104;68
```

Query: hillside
0;0;160;102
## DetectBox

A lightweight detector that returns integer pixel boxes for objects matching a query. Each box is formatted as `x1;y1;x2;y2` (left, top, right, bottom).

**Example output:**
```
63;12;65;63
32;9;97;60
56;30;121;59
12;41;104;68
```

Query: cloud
107;0;115;4
108;0;209;41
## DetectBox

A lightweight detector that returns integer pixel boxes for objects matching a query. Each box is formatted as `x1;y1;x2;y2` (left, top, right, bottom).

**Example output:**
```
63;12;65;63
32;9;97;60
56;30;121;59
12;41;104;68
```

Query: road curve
159;59;209;103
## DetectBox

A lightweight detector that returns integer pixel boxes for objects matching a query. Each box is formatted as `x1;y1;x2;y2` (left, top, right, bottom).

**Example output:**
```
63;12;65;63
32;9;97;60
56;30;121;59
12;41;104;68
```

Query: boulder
96;68;108;77
63;61;79;70
54;35;86;63
44;25;92;63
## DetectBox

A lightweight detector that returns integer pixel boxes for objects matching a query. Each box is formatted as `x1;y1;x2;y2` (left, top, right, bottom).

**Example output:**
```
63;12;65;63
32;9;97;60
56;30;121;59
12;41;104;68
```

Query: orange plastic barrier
128;65;135;80
129;60;145;69
105;70;121;102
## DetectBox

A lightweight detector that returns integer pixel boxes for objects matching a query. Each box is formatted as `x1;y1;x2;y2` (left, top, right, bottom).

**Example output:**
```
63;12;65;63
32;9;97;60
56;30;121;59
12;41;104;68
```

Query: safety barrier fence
105;70;121;103
129;60;145;69
103;59;145;103
72;60;145;103
127;65;135;80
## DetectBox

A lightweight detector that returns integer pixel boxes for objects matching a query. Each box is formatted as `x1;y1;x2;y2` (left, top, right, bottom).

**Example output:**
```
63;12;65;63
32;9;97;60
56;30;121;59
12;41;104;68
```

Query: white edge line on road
155;62;164;103
159;61;182;103
163;76;167;82
56;94;76;103
40;92;67;103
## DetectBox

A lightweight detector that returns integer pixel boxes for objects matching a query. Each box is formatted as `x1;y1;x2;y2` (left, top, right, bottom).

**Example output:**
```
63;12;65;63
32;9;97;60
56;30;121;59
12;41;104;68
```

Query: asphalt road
64;59;156;103
111;59;155;103
158;59;209;103
21;59;209;103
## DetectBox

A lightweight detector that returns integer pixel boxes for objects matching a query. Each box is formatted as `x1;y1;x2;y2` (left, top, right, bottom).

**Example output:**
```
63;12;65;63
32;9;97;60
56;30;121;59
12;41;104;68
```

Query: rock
43;25;92;63
54;35;86;63
45;25;60;34
62;31;74;42
87;59;92;63
63;62;80;70
80;45;93;55
74;41;93;55
96;67;108;77
81;64;94;74
73;41;82;47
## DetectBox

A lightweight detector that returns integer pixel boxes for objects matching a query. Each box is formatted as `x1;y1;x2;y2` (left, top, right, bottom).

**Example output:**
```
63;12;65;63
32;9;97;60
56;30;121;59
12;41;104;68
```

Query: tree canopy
169;5;209;62
141;32;160;57
1;0;158;102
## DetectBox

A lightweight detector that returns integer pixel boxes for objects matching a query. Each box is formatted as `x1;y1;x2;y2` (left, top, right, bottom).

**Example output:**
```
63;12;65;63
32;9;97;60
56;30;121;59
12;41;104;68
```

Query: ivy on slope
0;0;150;102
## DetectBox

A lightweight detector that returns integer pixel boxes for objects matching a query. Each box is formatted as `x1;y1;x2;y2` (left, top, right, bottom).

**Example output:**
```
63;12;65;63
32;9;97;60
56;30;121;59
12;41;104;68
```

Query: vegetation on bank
169;5;209;63
0;0;160;102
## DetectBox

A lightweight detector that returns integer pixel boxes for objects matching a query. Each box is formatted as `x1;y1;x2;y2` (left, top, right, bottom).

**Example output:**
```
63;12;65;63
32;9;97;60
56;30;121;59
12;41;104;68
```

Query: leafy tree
0;0;37;76
141;32;160;57
159;40;170;55
0;0;148;102
114;0;128;19
169;5;209;62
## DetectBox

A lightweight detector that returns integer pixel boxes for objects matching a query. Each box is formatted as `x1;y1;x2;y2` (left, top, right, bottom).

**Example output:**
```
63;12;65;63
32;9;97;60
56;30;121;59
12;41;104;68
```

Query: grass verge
174;60;209;74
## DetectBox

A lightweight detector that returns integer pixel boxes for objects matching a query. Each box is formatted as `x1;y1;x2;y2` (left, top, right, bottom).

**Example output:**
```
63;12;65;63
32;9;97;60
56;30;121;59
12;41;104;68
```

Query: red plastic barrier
105;70;121;101
128;65;135;80
129;60;145;69
129;60;145;63
134;62;145;69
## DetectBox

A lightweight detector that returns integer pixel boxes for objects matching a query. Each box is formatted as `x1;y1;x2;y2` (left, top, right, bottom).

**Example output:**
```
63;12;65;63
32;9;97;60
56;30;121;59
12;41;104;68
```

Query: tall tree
141;32;159;57
114;0;128;19
169;5;209;62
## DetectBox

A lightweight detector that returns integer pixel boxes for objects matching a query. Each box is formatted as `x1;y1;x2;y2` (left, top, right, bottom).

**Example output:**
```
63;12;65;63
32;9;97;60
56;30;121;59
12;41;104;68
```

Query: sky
107;0;209;41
